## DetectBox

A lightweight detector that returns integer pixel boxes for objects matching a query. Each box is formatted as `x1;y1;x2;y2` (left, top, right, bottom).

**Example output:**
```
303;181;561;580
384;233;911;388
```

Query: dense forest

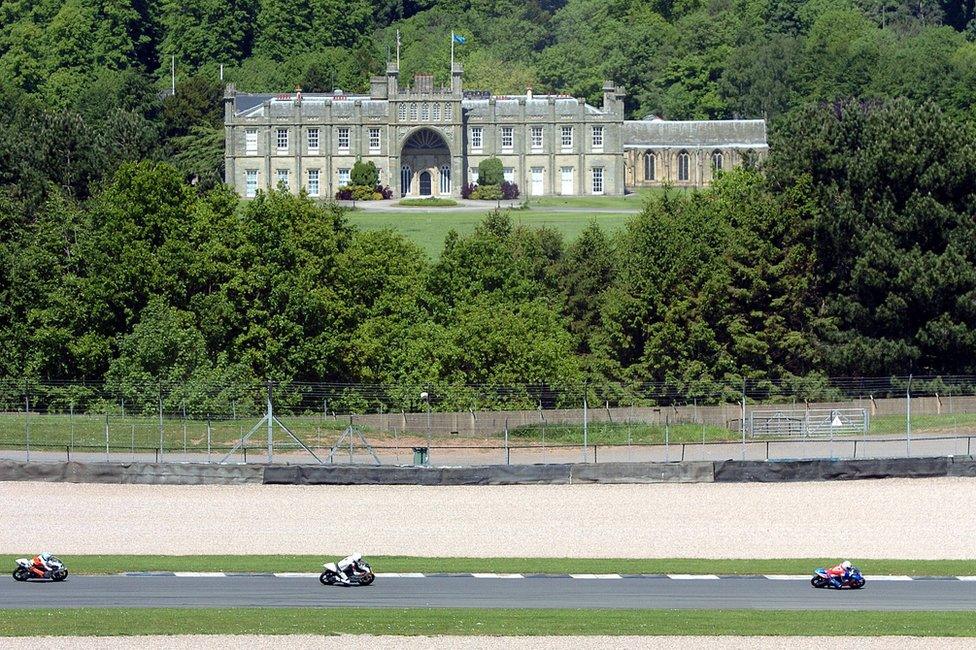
2;0;976;399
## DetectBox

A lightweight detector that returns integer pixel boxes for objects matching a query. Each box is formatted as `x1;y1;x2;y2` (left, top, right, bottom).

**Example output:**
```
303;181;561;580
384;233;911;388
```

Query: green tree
477;157;504;186
351;159;380;187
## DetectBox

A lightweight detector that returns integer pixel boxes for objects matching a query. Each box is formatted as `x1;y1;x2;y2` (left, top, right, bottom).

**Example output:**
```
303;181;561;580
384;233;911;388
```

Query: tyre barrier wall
0;457;974;486
0;459;264;485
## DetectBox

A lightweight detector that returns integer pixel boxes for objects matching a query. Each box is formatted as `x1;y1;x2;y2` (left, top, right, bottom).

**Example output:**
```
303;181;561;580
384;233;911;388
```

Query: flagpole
396;29;400;68
451;30;455;75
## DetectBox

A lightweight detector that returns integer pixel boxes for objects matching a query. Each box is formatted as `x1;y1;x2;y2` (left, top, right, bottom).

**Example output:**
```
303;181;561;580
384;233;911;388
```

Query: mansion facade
223;63;768;198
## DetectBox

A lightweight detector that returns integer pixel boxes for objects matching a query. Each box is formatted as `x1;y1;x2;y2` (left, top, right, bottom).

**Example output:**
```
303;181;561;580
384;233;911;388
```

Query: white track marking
763;575;810;580
173;572;226;577
666;574;720;580
471;573;524;579
868;575;913;581
272;572;320;578
956;576;976;581
569;574;623;579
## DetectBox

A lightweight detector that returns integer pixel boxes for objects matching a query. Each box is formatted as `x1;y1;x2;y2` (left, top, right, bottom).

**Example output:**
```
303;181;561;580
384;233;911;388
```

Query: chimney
294;86;302;105
370;76;388;99
526;85;533;100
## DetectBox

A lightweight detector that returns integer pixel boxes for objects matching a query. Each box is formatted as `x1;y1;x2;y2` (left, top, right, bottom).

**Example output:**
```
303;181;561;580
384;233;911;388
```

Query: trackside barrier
2;457;975;485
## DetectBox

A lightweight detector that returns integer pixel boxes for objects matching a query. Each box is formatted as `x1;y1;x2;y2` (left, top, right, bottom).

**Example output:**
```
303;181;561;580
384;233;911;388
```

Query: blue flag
452;33;466;44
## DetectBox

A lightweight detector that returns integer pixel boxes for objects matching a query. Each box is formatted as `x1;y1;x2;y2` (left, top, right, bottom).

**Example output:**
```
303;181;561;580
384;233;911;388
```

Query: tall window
397;103;407;121
307;169;320;196
530;126;543;150
369;128;381;152
712;150;723;171
592;126;604;149
409;103;418;120
471;127;483;151
276;168;289;190
400;165;412;197
433;103;441;121
440;164;451;194
421;103;429;121
276;128;288;152
245;129;257;155
337;127;350;152
503;167;515;183
644;152;655;180
591;167;604;195
245;170;258;197
469;167;478;184
307;128;319;153
501;126;514;150
561;125;573;149
338;168;350;186
677;151;690;181
445;103;453;120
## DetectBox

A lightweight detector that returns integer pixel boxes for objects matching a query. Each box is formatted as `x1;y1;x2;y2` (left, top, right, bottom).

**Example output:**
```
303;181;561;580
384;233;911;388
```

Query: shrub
478;157;504;186
351;184;375;201
471;184;502;200
501;181;520;200
461;182;476;199
351;160;379;187
335;187;354;200
375;185;393;199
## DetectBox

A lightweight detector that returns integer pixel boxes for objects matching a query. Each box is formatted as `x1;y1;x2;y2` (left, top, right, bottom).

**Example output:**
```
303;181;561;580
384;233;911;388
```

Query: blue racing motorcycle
811;566;865;589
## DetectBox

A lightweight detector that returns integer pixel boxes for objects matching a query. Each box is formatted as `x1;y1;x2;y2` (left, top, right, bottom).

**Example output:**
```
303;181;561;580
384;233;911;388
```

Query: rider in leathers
30;553;56;578
335;553;367;584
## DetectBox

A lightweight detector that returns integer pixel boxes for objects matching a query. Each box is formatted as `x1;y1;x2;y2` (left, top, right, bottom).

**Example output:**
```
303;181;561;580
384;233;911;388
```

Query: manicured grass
509;421;734;445
345;209;632;256
0;608;974;636
870;412;976;435
527;188;669;209
17;555;976;577
398;197;458;207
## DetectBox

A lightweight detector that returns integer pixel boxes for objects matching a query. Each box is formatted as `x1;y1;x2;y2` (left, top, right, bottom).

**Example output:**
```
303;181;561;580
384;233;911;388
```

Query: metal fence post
69;402;75;458
740;380;747;461
182;402;188;461
207;415;212;464
158;386;164;462
104;412;110;462
504;417;510;465
665;416;670;463
24;393;30;462
582;394;588;463
906;374;913;457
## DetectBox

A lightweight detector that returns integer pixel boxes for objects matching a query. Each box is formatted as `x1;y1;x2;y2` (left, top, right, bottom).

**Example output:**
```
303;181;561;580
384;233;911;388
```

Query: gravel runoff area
2;637;974;649
2;478;975;558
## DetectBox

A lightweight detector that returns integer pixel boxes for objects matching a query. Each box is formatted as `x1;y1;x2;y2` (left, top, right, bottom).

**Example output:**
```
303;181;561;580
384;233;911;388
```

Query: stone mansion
223;63;768;198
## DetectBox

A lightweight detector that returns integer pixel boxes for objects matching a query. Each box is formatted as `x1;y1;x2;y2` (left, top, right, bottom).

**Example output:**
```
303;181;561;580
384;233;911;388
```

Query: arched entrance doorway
401;128;450;197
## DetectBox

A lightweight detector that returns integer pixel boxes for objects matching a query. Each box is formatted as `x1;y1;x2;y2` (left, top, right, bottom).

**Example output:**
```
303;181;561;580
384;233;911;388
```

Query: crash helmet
841;560;852;570
40;553;53;562
350;553;363;563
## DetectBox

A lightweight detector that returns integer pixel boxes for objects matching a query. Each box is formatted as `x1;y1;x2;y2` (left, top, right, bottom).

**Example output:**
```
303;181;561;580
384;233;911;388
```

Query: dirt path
1;478;974;558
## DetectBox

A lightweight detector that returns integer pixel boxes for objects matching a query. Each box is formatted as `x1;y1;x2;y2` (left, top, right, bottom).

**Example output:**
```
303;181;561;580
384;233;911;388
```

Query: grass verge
18;555;976;576
0;608;973;636
397;198;459;207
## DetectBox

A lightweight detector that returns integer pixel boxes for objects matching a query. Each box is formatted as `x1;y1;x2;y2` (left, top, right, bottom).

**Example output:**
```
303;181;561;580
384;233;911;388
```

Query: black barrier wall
1;457;974;485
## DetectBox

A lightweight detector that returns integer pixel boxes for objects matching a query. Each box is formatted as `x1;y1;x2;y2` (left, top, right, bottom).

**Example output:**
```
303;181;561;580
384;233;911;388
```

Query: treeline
3;1;976;206
2;99;974;399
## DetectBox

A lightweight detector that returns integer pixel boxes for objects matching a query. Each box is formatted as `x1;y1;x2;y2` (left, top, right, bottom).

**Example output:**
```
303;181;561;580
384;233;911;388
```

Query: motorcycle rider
335;553;366;585
826;560;853;588
30;553;56;579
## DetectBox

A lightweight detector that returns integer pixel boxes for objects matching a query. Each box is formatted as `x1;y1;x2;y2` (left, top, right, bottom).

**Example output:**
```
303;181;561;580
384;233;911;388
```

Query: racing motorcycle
811;566;865;589
319;557;375;586
13;556;68;582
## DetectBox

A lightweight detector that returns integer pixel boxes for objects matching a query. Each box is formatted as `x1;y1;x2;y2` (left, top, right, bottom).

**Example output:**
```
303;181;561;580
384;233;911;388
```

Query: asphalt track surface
2;576;976;611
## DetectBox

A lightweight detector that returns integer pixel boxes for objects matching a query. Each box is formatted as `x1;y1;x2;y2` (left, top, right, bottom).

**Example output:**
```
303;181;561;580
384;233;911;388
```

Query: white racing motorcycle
319;555;375;586
13;556;68;582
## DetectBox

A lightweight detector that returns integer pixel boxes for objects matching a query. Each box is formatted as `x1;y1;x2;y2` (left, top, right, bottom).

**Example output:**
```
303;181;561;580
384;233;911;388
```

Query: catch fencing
1;375;975;466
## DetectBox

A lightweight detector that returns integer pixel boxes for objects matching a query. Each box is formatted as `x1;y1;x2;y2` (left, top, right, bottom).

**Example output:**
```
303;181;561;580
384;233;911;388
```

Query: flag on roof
452;33;466;44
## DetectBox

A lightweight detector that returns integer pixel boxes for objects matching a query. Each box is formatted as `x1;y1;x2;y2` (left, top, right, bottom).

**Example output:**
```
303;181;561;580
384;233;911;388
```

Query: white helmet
841;560;852;569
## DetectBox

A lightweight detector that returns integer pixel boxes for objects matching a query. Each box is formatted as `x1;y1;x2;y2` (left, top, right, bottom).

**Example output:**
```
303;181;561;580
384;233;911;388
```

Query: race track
2;575;975;611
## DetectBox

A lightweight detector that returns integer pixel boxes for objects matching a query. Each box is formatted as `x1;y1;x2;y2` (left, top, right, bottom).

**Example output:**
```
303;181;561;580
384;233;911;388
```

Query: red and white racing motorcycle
13;557;68;582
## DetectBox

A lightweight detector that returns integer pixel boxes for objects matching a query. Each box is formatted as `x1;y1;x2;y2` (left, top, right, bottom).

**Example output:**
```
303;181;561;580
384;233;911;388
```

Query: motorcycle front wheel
52;569;68;582
319;571;337;586
850;578;865;589
12;568;29;582
810;576;828;588
358;572;375;586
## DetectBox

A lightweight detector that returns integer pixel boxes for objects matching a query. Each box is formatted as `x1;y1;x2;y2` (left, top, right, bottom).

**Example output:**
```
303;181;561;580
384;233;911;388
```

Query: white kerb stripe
956;576;976;581
273;573;320;578
869;575;913;581
173;572;226;577
764;575;811;580
471;573;524;579
569;574;623;579
376;572;425;578
667;574;720;580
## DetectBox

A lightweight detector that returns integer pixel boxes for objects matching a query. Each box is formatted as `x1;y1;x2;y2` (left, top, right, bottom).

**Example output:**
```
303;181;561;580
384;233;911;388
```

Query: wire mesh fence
1;375;975;465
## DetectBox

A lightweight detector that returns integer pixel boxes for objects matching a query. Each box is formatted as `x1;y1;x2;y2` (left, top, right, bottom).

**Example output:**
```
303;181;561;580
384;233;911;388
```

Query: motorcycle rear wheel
810;576;828;588
12;568;29;582
358;572;375;586
319;571;337;586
